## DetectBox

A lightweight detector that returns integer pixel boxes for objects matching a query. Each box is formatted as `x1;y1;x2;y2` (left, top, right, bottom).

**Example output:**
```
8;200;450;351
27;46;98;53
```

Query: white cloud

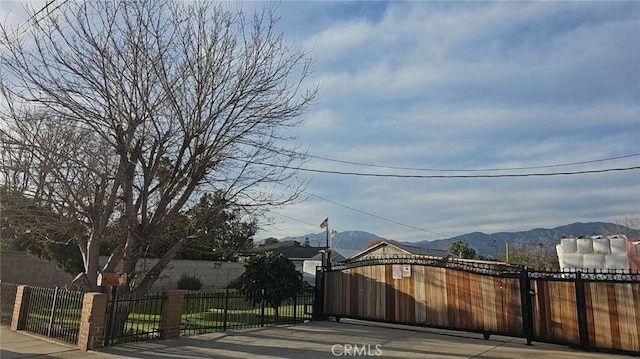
304;19;375;61
4;0;637;244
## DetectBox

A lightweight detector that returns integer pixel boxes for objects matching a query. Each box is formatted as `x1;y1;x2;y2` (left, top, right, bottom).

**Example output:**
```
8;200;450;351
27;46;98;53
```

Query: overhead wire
258;223;303;238
269;211;319;228
257;163;640;179
301;190;453;238
260;152;640;239
305;152;640;172
272;182;454;238
235;138;640;173
4;0;70;43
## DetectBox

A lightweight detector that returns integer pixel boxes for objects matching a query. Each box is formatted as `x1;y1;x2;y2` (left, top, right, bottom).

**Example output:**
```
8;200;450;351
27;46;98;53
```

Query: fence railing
103;291;166;346
0;282;19;325
322;258;640;355
5;283;318;349
24;286;84;344
181;289;315;336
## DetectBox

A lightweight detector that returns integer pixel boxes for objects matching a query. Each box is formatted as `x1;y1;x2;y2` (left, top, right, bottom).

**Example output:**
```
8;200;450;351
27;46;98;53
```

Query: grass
112;291;314;339
109;302;313;341
180;301;314;335
183;295;253;312
21;289;316;344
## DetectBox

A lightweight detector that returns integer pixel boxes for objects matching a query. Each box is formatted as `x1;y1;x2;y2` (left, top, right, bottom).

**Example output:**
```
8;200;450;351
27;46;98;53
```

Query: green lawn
108;291;316;342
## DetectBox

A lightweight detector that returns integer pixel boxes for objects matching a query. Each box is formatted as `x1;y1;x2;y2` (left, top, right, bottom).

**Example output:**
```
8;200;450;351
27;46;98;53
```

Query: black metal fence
103;291;166;346
4;282;317;347
24;286;84;344
0;281;19;325
181;289;315;336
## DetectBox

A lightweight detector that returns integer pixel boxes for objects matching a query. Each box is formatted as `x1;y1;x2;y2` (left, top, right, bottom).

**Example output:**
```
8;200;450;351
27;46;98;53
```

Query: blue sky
264;1;640;241
2;1;639;242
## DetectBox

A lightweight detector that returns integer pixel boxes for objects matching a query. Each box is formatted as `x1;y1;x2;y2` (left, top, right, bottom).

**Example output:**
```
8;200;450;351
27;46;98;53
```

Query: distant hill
268;222;638;259
412;222;639;257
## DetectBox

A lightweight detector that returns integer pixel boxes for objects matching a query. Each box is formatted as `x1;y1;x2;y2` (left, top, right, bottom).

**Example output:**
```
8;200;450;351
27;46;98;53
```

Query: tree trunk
133;238;186;293
83;227;104;292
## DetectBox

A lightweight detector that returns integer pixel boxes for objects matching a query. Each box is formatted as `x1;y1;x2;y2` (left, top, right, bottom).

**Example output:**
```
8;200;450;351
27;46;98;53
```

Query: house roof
392;242;454;257
243;241;327;260
309;251;347;262
350;239;455;260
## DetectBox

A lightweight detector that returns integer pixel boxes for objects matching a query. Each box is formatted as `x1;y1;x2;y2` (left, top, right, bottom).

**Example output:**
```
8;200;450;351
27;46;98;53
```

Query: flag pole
320;217;331;266
325;221;329;248
326;218;331;265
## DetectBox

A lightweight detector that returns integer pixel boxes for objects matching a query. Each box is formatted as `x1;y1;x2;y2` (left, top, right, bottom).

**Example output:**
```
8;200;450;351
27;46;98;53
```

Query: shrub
178;273;203;290
238;252;303;317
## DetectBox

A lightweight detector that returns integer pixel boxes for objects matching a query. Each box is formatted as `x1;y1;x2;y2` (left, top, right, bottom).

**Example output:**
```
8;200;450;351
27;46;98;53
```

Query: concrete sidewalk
1;321;635;358
0;327;98;358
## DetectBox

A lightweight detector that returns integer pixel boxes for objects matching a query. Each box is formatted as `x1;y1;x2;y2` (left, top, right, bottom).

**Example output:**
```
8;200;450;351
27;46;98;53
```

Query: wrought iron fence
0;281;18;325
527;267;639;281
181;289;315;336
330;255;523;276
24;286;84;344
104;291;166;346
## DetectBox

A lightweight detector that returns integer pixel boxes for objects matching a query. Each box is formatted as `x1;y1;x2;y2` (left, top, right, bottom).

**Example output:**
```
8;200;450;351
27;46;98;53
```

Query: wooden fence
322;257;640;355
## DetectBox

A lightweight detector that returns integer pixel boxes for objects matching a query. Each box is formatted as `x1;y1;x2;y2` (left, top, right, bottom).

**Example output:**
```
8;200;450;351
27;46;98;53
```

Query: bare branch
1;0;315;292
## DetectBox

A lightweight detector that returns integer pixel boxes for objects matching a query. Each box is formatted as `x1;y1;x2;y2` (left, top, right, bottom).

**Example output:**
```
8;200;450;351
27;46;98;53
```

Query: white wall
99;256;245;291
0;251;245;290
302;260;322;285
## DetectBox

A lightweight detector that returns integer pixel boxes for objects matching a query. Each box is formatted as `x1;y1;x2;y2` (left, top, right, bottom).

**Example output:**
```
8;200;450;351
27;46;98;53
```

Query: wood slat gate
324;258;524;338
322;256;639;355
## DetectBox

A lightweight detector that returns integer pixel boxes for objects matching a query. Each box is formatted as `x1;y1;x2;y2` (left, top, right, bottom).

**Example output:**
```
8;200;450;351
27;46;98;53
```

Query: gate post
160;290;184;340
260;289;266;327
313;266;326;320
77;292;108;351
293;294;297;322
519;268;533;346
11;285;30;331
222;289;229;331
574;271;590;349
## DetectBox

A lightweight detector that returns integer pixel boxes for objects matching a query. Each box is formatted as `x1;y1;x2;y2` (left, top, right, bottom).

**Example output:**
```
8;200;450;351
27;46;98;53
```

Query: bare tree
0;0;316;292
610;215;640;240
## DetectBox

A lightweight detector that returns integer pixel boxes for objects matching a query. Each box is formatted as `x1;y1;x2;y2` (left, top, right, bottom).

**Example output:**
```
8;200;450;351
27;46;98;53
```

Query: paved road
1;320;635;358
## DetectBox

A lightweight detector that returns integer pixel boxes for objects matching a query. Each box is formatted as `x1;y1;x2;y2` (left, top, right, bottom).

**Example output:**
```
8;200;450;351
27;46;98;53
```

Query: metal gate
321;256;640;355
103;291;166;346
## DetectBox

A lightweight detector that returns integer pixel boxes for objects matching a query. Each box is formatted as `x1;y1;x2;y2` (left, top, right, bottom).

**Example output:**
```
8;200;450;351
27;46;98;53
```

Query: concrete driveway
1;320;635;358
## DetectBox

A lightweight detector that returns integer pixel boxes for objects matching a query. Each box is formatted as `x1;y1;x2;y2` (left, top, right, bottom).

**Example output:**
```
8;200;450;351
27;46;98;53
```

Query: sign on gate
402;265;411;277
392;265;402;279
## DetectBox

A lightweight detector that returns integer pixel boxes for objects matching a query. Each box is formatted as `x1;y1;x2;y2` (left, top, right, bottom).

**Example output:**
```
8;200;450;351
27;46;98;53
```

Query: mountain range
277;222;639;258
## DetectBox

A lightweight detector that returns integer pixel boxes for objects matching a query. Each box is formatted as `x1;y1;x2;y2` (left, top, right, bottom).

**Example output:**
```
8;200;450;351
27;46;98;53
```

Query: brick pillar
11;285;30;331
160;290;184;340
77;292;108;351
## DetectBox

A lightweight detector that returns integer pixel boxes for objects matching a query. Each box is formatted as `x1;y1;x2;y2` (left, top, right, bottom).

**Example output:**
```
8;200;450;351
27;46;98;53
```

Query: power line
298;189;453;238
259;164;640;179
307;152;640;172
258;223;302;238
269;211;319;228
272;181;453;238
236;138;640;173
5;0;70;43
